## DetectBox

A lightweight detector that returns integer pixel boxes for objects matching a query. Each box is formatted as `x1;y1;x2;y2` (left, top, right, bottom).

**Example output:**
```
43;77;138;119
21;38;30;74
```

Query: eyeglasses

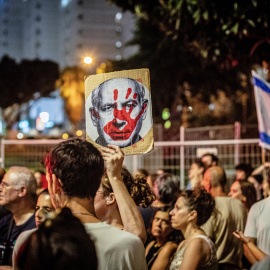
0;181;16;190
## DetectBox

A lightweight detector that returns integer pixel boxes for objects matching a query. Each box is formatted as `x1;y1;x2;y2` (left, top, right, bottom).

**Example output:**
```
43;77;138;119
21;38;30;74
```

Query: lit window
115;41;122;48
115;12;122;22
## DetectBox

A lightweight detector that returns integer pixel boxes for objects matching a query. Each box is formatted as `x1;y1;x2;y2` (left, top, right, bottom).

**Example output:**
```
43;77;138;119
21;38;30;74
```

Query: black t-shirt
0;213;36;266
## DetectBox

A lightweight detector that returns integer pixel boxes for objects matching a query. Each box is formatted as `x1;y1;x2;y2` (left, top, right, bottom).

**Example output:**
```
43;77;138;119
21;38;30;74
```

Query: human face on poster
86;77;151;148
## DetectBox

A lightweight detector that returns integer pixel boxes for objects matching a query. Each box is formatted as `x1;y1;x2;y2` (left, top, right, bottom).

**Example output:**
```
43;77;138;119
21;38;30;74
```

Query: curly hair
44;138;104;199
180;187;215;226
102;168;155;208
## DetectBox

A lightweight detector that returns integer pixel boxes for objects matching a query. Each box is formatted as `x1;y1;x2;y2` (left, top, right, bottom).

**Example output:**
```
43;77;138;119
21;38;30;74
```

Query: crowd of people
0;139;269;270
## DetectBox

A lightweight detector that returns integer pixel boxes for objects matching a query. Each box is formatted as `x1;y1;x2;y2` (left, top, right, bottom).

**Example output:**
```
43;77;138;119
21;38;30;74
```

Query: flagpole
261;147;268;198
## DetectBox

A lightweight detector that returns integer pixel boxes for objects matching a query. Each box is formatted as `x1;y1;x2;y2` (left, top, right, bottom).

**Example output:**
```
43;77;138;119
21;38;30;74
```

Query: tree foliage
56;66;86;131
108;0;270;68
0;55;59;109
107;0;269;133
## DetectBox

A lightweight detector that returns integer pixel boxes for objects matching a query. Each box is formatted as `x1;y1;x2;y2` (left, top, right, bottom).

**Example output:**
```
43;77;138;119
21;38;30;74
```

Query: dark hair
180;187;215;226
102;168;155;208
156;173;180;205
134;168;149;178
38;189;50;196
201;153;218;165
193;159;204;169
239;181;257;210
235;163;254;179
16;208;97;270
45;138;104;198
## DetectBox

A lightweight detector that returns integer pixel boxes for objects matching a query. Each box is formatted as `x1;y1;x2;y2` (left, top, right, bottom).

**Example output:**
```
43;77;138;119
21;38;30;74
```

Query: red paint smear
126;88;132;99
103;88;145;141
133;93;137;99
113;89;118;101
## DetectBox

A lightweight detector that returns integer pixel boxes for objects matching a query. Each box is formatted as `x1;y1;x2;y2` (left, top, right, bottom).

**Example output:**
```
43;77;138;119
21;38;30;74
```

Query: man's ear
90;107;100;127
18;185;27;197
141;99;149;120
106;193;116;205
52;174;62;195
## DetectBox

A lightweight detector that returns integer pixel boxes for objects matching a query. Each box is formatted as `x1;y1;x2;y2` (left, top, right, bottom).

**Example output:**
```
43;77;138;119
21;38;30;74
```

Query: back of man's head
45;138;104;199
8;166;37;201
203;166;227;196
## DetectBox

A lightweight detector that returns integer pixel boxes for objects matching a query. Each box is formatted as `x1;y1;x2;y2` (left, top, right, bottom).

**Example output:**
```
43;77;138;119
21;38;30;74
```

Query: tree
0;55;59;127
56;66;86;133
108;0;270;68
0;56;59;108
106;1;267;133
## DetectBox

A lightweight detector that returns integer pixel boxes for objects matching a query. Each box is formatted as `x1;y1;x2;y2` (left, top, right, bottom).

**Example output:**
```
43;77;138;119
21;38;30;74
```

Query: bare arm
150;242;177;270
101;145;147;243
233;231;267;263
251;162;270;176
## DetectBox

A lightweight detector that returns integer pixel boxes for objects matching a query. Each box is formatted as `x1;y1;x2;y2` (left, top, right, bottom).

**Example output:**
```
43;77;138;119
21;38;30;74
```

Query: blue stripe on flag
253;77;270;94
260;132;270;145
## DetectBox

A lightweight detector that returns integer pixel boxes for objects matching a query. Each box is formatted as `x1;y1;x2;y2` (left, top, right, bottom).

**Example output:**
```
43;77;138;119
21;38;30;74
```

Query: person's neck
105;208;124;230
181;223;202;242
156;236;168;247
10;200;35;226
211;187;227;197
66;197;100;223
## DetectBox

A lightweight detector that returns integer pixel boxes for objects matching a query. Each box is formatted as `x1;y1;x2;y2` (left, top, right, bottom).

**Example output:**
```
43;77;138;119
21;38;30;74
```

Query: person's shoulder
251;255;270;270
0;213;13;229
161;241;178;254
249;196;270;213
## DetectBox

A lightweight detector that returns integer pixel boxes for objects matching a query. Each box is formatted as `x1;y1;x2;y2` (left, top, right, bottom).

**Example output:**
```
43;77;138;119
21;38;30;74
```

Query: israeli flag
252;70;270;150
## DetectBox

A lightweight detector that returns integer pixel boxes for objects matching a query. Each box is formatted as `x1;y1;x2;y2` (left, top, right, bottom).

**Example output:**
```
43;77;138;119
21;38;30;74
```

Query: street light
84;56;93;65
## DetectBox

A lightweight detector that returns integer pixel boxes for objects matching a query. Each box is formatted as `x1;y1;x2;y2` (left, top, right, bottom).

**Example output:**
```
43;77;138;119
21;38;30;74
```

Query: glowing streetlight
84;56;93;64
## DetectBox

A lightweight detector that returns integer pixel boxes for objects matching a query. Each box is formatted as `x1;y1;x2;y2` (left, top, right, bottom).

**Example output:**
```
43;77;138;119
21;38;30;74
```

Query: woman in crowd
13;189;54;269
229;180;257;211
94;166;155;241
169;187;218;270
145;206;182;270
16;207;97;270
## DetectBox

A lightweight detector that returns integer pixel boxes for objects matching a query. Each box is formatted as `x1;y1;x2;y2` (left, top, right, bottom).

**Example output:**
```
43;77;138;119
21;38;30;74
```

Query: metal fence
1;137;269;190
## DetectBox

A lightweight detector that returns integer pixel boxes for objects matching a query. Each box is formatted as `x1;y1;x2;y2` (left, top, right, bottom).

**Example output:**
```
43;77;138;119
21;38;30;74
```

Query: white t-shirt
244;197;270;254
14;222;147;270
84;222;147;270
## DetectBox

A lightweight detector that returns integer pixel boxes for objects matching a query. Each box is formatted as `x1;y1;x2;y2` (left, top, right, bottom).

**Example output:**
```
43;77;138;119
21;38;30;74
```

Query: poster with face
85;68;153;155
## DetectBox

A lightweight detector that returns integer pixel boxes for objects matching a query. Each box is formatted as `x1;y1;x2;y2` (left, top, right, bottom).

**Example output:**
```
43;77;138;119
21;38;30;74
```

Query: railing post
180;126;185;190
234;122;241;166
0;139;4;168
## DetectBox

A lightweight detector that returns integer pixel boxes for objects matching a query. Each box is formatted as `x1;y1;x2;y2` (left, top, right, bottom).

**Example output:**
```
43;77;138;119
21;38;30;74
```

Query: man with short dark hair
0;166;37;266
202;166;247;270
45;138;147;270
200;153;218;173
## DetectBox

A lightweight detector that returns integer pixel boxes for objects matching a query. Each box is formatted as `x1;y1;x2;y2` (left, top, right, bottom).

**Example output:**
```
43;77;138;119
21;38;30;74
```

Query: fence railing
1;138;269;190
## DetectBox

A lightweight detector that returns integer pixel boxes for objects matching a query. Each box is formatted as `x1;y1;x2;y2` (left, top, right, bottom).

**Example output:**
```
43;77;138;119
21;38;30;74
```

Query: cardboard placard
85;68;154;155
